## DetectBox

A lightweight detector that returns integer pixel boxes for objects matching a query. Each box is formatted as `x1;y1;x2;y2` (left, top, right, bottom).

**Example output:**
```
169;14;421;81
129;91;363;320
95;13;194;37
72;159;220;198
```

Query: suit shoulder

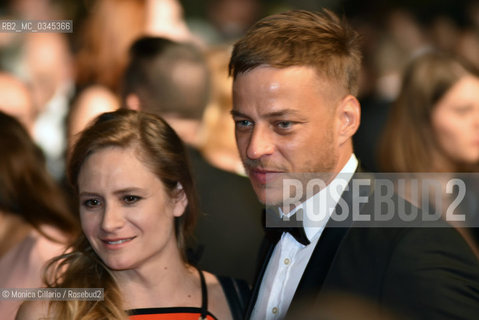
382;227;479;319
392;226;478;262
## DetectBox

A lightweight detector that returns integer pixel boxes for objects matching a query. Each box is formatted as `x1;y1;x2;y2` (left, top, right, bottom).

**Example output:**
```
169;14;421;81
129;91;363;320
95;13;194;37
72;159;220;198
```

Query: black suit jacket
246;174;479;319
186;147;264;284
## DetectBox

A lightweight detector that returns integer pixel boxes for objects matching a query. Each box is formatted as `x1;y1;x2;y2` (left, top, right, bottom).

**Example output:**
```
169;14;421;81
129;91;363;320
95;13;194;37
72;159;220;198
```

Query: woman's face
77;146;187;271
431;75;479;167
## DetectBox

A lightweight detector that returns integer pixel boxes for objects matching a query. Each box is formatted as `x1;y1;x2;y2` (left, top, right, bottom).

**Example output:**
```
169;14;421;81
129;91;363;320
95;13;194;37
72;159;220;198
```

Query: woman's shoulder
15;300;51;320
203;271;251;320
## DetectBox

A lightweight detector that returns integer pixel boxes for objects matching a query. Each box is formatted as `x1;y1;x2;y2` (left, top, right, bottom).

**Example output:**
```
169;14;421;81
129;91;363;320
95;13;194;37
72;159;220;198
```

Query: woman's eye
123;195;141;204
83;199;101;208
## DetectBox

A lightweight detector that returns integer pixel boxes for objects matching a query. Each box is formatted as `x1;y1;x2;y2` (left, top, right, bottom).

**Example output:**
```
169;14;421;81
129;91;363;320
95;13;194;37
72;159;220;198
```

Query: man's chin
252;185;285;207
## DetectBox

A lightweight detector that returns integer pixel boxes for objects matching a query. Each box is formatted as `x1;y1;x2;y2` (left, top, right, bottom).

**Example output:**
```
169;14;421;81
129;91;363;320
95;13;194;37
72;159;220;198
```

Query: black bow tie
264;207;311;246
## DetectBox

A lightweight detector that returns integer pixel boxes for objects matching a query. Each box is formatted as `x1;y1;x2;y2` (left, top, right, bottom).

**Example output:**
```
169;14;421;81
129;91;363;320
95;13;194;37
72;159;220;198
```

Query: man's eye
123;195;141;204
83;199;102;208
235;119;253;128
276;121;293;129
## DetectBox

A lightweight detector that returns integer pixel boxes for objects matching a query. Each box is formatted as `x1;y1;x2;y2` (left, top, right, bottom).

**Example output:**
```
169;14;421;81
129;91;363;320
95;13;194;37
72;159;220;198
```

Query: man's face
232;65;344;205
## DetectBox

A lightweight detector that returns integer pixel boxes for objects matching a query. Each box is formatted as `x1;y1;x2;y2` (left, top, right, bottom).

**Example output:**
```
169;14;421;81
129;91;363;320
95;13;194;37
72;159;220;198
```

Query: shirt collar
280;154;358;241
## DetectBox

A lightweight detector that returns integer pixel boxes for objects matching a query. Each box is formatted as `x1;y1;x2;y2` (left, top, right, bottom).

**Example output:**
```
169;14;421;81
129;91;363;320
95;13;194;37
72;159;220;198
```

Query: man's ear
172;183;188;217
336;94;360;145
125;93;141;111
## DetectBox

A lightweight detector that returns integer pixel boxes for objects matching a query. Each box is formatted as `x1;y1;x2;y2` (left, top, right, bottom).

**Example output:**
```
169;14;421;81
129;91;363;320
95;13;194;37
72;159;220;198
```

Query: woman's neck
114;248;200;310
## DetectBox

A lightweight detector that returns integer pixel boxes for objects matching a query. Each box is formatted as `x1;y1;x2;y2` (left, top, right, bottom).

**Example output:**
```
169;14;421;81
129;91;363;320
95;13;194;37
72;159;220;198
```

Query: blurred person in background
74;0;199;95
25;32;75;180
68;0;147;176
144;0;203;46
0;71;36;135
16;110;249;320
183;0;263;45
379;51;479;173
351;1;479;172
122;37;210;145
74;0;146;94
199;44;244;175
0;0;198;182
206;0;262;43
352;6;431;172
121;36;263;284
0;111;78;320
379;51;479;254
66;86;119;150
1;0;75;180
71;0;200;152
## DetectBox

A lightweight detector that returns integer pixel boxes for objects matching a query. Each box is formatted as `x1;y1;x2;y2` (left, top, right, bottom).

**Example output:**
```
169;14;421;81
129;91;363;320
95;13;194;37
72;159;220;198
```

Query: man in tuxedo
229;9;479;319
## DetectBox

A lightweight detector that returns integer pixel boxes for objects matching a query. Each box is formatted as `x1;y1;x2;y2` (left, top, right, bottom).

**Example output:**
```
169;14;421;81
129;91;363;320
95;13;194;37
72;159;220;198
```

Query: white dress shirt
250;154;358;320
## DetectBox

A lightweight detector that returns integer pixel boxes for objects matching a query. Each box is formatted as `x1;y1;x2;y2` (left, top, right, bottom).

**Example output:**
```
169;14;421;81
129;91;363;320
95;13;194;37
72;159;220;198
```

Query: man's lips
247;168;283;185
100;237;136;249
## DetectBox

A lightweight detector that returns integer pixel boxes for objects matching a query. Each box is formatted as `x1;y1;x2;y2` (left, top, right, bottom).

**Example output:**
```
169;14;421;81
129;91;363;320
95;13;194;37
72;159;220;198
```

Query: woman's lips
100;237;136;249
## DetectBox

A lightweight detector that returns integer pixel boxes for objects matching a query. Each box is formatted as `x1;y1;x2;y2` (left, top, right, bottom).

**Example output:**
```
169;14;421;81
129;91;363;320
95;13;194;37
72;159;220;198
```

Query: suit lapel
287;170;373;316
245;169;372;319
292;227;349;297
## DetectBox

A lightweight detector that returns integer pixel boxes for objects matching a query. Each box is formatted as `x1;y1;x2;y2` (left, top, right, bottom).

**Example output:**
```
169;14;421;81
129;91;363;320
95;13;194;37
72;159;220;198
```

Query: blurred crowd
1;0;479;319
0;0;478;175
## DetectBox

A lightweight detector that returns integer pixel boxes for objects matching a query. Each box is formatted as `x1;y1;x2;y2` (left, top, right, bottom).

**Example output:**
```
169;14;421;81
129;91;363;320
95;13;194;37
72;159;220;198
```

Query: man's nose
246;125;275;160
